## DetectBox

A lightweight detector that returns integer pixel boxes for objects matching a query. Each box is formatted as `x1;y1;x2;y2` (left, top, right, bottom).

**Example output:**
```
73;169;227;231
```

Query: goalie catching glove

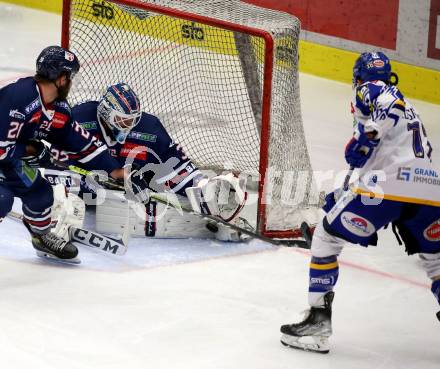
185;173;247;222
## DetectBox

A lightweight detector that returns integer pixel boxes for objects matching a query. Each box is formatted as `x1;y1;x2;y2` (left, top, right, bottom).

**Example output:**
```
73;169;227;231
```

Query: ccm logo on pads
341;212;375;237
424;220;440;241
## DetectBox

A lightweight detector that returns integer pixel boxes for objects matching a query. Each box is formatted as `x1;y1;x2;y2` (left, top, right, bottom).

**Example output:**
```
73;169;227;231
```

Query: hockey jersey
0;77;119;174
51;101;202;196
351;80;439;206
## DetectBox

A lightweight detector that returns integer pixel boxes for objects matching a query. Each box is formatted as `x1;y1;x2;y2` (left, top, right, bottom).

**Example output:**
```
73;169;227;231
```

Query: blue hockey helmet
36;46;80;81
353;52;392;87
97;83;142;144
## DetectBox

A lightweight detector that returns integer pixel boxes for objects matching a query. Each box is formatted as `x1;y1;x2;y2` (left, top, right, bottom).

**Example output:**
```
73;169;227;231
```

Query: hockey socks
308;256;339;307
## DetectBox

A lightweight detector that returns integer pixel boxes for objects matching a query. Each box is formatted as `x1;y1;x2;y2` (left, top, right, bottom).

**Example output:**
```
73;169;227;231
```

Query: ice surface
0;4;439;369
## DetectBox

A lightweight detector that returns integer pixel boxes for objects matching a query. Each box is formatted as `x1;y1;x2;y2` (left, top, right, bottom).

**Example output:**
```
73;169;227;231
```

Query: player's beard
57;79;72;100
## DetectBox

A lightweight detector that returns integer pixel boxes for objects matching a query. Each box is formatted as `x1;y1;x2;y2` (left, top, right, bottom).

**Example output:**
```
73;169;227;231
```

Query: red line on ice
294;248;431;289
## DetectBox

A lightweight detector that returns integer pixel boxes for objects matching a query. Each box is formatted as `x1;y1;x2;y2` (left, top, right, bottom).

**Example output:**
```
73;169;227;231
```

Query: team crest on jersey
424;220;440;242
341;212;375;237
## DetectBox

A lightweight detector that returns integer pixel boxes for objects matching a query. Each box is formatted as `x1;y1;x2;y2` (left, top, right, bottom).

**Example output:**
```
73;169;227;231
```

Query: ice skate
280;291;334;354
23;221;80;264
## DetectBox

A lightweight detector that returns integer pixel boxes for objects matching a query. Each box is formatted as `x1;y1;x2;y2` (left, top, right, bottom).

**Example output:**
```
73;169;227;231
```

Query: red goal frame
62;0;303;239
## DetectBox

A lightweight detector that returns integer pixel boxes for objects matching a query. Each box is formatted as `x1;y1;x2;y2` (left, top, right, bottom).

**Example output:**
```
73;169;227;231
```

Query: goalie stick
55;162;312;249
7;210;127;256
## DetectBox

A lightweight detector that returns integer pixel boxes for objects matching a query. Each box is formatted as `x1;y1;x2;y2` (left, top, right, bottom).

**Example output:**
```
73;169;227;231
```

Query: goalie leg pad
50;184;85;241
185;173;247;222
95;190;215;239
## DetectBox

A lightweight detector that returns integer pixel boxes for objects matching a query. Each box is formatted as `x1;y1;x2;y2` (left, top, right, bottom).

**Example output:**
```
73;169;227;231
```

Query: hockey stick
6;210;127;255
343;166;355;191
56;163;310;249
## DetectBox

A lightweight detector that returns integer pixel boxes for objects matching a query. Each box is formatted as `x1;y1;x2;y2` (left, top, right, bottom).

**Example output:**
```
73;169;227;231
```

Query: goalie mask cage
62;0;319;238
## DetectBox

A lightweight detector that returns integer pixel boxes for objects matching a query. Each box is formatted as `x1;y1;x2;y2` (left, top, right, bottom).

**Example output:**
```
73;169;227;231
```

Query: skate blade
280;334;329;354
36;251;81;265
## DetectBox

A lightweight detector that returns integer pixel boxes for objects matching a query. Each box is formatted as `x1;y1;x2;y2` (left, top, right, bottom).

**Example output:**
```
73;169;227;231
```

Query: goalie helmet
36;46;80;81
97;83;142;144
352;52;391;87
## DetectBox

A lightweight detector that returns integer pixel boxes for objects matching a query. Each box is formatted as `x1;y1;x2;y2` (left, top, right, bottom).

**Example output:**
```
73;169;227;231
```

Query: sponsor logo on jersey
120;142;148;161
25;98;40;115
397;167;411;181
80;121;98;130
424;220;440;241
399;166;440;186
414;168;438;178
51;112;69;129
341;212;375;237
9;109;25;120
128;131;157;142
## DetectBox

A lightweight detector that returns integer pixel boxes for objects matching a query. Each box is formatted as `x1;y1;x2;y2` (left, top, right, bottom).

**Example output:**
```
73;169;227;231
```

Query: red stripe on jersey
68;144;98;160
120;142;147;161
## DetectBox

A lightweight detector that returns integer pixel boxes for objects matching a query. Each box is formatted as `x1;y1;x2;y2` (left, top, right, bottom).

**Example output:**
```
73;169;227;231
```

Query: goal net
62;0;320;238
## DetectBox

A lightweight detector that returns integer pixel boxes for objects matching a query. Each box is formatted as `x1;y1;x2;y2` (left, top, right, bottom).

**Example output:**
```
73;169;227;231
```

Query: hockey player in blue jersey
48;82;246;240
0;46;127;263
280;52;440;353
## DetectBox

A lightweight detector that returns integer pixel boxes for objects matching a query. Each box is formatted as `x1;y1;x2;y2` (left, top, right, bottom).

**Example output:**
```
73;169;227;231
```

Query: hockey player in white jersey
280;52;440;353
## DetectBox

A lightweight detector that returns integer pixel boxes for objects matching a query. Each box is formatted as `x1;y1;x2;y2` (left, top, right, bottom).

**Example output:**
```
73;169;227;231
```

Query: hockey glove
345;124;379;168
125;164;150;204
22;140;53;168
322;188;349;213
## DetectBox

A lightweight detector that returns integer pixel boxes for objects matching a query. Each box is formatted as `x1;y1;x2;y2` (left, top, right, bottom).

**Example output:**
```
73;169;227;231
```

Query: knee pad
0;186;14;217
311;221;346;258
419;253;440;280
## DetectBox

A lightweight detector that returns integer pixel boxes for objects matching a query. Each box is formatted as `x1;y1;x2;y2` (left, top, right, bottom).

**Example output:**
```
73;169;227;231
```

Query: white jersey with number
351;80;439;206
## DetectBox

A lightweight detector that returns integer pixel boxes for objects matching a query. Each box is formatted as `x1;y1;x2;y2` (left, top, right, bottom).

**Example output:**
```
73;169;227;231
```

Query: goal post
62;0;320;238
